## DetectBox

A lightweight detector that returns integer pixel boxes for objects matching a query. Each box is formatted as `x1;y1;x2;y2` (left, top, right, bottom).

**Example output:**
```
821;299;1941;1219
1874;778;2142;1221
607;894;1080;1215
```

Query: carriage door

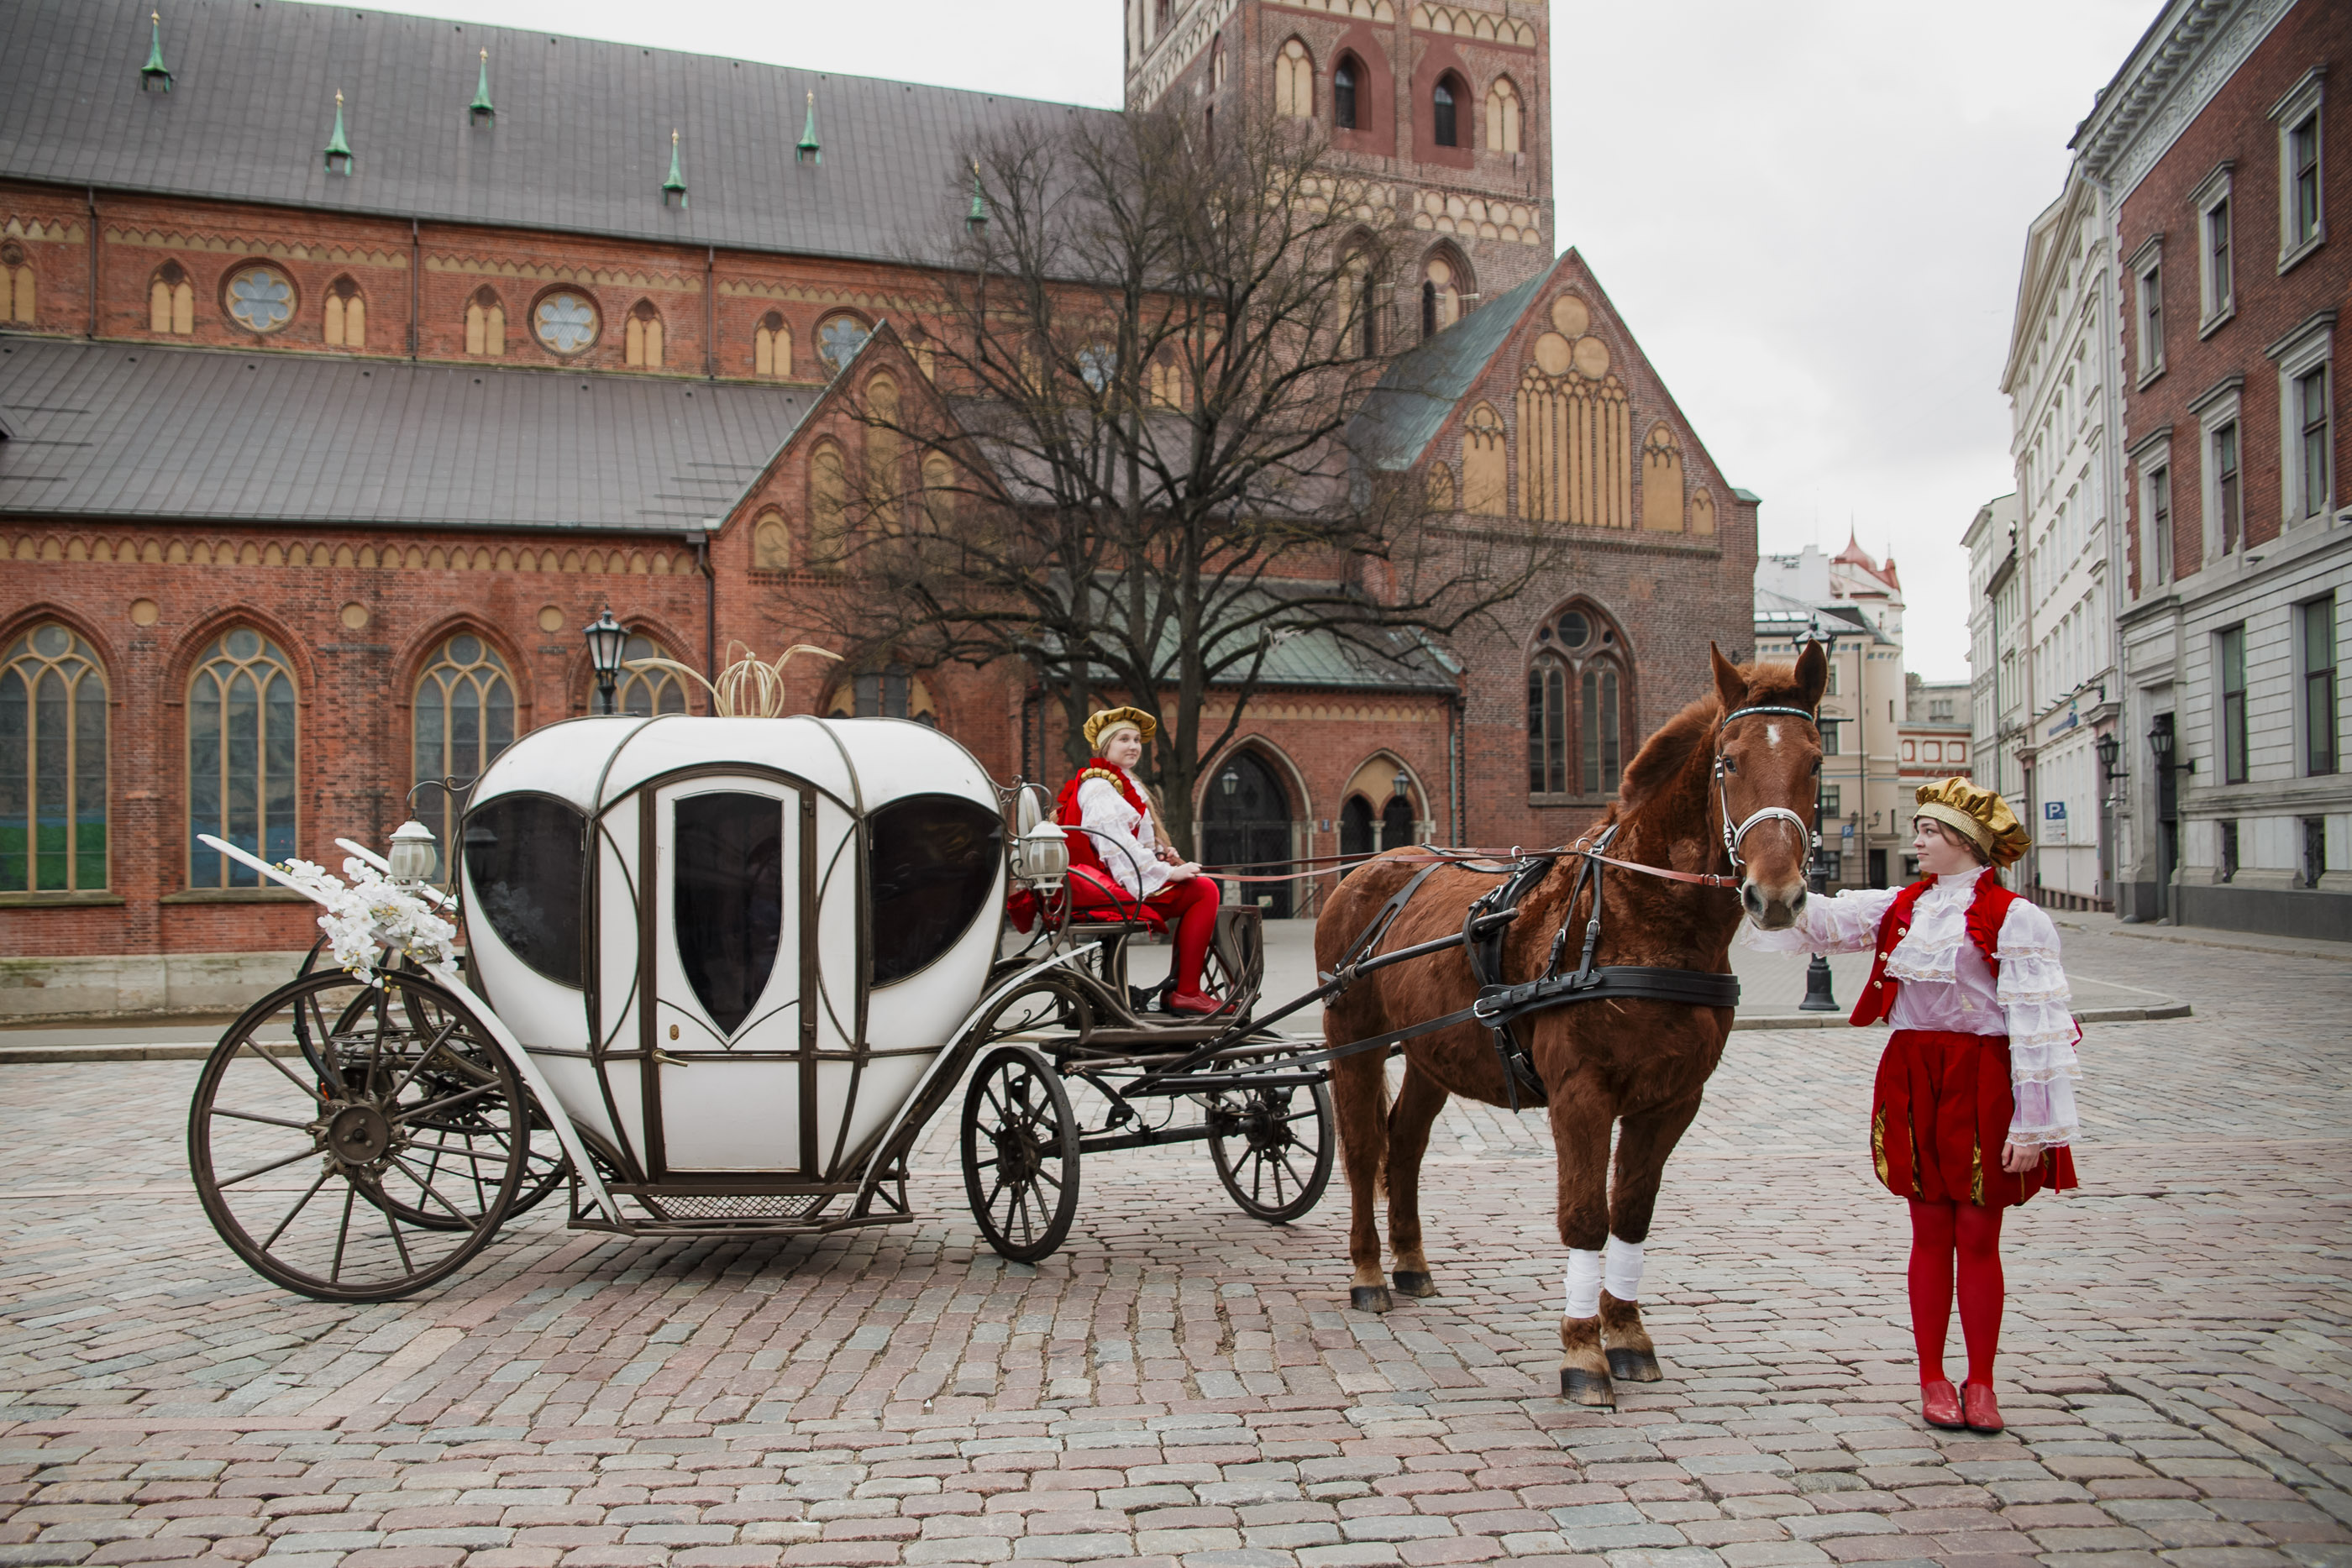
642;778;816;1177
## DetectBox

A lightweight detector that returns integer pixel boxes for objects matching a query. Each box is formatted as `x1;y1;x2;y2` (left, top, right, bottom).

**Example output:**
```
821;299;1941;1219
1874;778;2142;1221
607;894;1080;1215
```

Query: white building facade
1961;495;2023;804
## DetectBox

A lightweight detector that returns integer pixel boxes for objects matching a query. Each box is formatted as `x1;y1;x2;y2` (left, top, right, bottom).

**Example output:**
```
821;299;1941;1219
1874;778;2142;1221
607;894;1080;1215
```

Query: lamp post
585;607;628;715
2094;729;2124;906
1794;621;1840;1012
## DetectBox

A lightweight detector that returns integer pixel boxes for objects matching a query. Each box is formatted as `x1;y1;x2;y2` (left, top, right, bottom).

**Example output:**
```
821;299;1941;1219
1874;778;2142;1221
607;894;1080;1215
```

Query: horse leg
1383;1060;1448;1299
1551;1088;1617;1407
1598;1094;1706;1384
1330;1048;1394;1313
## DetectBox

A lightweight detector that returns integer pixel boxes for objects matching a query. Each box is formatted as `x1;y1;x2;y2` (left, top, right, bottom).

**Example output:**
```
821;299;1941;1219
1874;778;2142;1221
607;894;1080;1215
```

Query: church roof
0;336;815;532
0;0;1108;265
1347;268;1548;473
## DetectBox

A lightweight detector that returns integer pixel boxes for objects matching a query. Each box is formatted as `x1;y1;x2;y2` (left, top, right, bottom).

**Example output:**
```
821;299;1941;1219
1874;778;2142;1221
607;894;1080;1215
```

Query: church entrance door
1203;751;1294;919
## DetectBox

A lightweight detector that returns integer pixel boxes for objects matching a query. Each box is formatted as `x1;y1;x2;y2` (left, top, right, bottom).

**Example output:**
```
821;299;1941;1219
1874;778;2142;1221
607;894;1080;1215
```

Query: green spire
663;128;688;207
796;89;821;165
141;10;172;92
470;47;494;125
323;88;354;174
966;158;987;228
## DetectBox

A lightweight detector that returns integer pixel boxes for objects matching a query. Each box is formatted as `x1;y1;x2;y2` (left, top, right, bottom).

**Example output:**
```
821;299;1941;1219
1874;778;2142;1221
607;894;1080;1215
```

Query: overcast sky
360;0;2160;679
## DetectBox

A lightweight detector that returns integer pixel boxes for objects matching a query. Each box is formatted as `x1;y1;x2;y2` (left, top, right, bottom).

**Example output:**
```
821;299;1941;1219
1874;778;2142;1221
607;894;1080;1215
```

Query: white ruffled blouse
1074;768;1173;900
1740;868;2082;1149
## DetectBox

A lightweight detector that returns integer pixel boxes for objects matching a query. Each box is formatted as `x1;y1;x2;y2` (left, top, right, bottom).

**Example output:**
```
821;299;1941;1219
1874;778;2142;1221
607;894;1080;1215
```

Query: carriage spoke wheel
189;969;527;1302
1207;1078;1335;1224
961;1045;1081;1263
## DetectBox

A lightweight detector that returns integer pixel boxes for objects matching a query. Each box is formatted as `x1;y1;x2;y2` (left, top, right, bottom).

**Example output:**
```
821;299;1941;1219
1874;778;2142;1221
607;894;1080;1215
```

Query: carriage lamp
386;817;439;884
2094;730;2120;779
1014;819;1069;889
585;607;628;714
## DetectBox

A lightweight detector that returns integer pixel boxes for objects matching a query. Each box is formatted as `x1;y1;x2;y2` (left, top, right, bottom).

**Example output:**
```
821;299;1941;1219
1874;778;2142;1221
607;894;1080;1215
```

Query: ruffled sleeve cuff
2008;1069;2080;1148
1736;885;1898;955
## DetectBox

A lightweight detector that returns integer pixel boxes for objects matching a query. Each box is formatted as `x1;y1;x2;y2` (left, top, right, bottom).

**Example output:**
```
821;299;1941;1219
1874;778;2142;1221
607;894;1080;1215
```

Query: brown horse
1317;643;1827;1407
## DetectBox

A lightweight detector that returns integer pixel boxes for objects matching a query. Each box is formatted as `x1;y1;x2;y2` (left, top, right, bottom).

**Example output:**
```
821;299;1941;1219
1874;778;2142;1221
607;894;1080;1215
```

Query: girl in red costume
1056;707;1229;1016
1744;777;2080;1434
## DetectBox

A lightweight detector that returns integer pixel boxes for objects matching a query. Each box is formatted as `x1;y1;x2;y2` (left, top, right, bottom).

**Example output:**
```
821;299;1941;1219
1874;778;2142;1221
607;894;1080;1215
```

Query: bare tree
824;102;1557;855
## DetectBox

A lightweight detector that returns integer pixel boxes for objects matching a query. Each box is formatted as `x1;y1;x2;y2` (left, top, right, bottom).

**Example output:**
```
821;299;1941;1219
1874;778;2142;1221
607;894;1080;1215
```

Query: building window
2216;421;2241;554
1420;253;1461;340
810;440;848;566
754;312;791;378
1333;56;1358;130
624;300;664;368
2297;365;2331;518
612;633;689;716
1210;35;1226;92
922;453;957;528
0;623;108;893
2303;815;2329;888
1274;39;1312;118
2135;255;2162;381
532;290;600;355
1821;720;1840;757
2220;819;2239;882
826;667;938;725
2275;69;2325;265
413;634;516;864
1820;785;1840;818
187;627;297;889
2146;462;2171;587
0;243;33;325
322;275;365;349
465;286;506;357
2218;623;2249;784
1527;661;1566;794
2306;595;2339;776
1484;76;1521;153
1431;74;1461;147
752;506;791;571
150;261;193;335
223;265;296;334
1526;611;1626;798
1579;664;1621;795
816;312;871;376
2203;191;2233;324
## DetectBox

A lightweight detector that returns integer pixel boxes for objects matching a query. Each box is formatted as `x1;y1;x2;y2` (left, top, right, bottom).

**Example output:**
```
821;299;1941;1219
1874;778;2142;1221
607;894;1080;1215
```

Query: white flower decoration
274;857;459;984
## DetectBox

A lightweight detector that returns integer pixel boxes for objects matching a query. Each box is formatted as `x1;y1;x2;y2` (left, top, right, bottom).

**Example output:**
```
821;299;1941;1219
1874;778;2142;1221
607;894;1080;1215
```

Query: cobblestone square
3;919;2346;1568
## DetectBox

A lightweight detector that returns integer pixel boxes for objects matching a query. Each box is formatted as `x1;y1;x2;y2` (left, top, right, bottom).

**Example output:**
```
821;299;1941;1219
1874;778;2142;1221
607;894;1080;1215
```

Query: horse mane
1615;658;1819;814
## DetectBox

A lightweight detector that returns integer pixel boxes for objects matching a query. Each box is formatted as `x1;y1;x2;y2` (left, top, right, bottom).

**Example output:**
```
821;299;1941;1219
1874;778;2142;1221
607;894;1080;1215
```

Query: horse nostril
1740;884;1765;920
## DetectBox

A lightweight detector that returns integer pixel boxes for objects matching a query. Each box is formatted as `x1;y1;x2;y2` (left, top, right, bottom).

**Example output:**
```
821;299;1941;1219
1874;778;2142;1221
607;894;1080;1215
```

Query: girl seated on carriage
1053;707;1231;1016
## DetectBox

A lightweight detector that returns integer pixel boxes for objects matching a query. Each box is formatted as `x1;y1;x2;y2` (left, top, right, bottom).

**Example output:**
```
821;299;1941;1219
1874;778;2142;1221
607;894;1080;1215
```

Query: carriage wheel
1206;1078;1335;1224
189;969;528;1302
962;1045;1082;1263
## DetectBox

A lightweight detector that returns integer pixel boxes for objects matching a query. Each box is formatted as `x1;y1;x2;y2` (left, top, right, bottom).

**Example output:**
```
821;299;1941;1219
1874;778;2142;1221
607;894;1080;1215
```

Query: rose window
533;291;599;354
817;316;871;375
224;267;295;333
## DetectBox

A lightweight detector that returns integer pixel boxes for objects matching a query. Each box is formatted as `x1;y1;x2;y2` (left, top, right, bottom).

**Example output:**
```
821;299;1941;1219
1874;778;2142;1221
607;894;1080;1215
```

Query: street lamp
1392;770;1410;800
1793;621;1840;1012
584;607;628;715
1221;766;1240;797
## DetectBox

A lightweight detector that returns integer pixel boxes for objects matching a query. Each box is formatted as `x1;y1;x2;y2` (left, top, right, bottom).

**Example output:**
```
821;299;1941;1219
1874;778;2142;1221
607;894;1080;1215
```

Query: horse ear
1709;642;1747;716
1793;638;1829;711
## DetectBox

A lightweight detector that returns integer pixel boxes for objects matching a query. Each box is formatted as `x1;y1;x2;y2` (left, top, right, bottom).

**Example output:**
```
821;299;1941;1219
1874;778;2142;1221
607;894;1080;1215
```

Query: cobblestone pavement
3;918;2346;1568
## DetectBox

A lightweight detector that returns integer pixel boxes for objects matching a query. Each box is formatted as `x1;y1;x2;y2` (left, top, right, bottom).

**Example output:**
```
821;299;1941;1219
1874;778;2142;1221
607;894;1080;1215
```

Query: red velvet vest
1054;765;1150;884
1851;870;2020;1027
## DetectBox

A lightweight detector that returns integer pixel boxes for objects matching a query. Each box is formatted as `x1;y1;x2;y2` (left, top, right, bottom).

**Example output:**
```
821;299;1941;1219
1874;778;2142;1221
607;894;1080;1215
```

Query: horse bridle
1713;704;1821;873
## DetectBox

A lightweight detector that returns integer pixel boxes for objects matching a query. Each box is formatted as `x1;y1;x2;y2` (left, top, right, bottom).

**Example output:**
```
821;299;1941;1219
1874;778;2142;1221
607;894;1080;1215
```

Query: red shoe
1920;1378;1963;1429
1962;1381;2003;1433
1167;989;1234;1016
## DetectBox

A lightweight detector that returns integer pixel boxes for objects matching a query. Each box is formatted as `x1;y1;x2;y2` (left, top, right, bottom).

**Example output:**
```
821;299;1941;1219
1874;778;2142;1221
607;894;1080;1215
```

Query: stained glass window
188;628;296;888
613;634;689;716
818;314;871;375
414;635;516;876
1;624;108;892
533;291;599;354
224;266;295;333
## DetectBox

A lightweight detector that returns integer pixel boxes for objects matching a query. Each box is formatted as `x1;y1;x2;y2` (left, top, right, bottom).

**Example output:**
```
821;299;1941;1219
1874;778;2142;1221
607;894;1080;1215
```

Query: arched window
150;262;193;335
1526;606;1629;798
1462;401;1507;514
465;286;506;357
1210;35;1227;92
612;633;689;716
323;275;365;349
752;505;791;570
412;633;515;864
1;244;33;326
810;440;849;565
1;623;107;893
754;312;791;378
1641;422;1684;532
1483;76;1522;153
625;300;664;368
1333;55;1359;131
865;373;903;529
1420;252;1462;340
1579;663;1622;795
825;667;938;725
1691;487;1716;537
1339;794;1375;857
1340;244;1376;359
1381;794;1415;849
1275;39;1313;118
1148;356;1189;409
1431;73;1462;148
187;627;297;888
922;453;957;528
816;312;871;375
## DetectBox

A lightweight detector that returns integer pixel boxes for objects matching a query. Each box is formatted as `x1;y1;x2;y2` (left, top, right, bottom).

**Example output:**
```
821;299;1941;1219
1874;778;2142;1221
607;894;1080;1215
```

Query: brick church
0;0;1756;1013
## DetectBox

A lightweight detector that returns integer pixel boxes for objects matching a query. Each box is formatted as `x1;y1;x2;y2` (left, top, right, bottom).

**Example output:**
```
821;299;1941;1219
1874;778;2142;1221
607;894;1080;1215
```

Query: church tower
1123;0;1553;344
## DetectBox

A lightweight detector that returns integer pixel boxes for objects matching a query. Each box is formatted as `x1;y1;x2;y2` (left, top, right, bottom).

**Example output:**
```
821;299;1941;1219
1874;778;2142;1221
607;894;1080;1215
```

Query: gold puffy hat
1913;776;2031;868
1082;705;1158;752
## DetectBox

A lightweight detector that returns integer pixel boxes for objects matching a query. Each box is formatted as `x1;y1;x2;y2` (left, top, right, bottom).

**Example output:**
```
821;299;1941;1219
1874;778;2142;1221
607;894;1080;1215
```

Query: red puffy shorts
1870;1029;2078;1209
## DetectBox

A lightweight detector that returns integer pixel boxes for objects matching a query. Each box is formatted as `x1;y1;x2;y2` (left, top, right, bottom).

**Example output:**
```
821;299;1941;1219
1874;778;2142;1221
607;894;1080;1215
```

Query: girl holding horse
1056;706;1230;1016
1743;776;2080;1434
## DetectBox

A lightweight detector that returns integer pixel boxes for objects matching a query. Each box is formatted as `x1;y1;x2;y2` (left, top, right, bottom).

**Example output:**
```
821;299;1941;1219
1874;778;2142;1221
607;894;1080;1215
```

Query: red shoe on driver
1168;989;1235;1016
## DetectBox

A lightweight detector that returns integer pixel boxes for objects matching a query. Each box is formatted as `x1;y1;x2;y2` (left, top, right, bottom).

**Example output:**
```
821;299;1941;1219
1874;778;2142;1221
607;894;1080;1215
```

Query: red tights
1071;871;1223;995
1907;1198;2003;1385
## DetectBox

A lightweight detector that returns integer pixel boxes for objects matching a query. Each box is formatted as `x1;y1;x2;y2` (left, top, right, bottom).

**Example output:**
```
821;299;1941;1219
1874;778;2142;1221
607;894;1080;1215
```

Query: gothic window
465;286;507;357
0;244;32;325
1275;39;1313;118
752;506;791;570
810;440;849;566
1526;605;1629;799
1579;663;1622;795
754;312;791;378
816;312;871;375
1340;244;1376;358
223;265;296;334
533;290;600;355
624;300;664;368
1462;402;1507;514
1641;422;1684;532
866;373;903;529
1155;0;1172;34
1691;487;1715;536
1210;35;1227;92
1425;462;1455;511
1333;55;1359;130
611;633;689;716
412;634;515;868
150;262;193;335
187;627;297;889
922;453;957;527
0;623;108;893
1420;252;1462;339
1148;356;1189;408
1431;73;1463;148
1527;662;1567;794
322;275;365;349
1483;76;1521;153
826;667;939;725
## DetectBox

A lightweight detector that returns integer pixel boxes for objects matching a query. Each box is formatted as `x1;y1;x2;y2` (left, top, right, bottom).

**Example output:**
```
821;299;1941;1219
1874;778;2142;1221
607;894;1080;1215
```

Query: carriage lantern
386;816;438;884
584;607;628;714
1010;786;1069;889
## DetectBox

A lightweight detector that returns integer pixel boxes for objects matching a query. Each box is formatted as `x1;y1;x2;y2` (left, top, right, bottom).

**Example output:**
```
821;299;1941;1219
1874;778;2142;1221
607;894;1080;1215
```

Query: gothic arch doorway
1202;749;1295;918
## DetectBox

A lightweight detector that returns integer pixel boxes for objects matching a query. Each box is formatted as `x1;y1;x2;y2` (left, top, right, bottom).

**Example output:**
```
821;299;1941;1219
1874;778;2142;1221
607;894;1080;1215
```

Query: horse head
1709;642;1828;931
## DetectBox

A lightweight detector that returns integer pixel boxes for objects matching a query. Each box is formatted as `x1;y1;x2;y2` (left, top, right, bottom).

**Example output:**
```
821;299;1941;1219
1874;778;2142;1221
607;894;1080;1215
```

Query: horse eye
1724;757;1737;774
1812;757;1823;775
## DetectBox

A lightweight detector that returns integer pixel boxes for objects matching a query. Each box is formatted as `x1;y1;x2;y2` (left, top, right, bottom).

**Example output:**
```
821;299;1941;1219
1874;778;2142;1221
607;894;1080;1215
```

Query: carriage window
463;795;585;988
868;794;1002;985
675;793;784;1036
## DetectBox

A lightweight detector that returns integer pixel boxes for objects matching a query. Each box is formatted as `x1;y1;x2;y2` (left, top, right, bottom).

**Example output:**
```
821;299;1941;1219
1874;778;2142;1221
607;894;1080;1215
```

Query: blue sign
2044;800;2067;821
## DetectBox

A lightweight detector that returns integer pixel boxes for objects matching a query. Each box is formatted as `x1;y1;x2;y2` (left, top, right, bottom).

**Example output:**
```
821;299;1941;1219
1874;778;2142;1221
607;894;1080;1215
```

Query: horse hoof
1350;1285;1393;1314
1606;1348;1663;1382
1391;1271;1439;1298
1560;1366;1616;1408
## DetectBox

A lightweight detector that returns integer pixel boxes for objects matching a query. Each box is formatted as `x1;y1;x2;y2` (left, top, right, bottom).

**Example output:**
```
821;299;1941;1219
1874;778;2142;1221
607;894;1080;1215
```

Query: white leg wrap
1564;1249;1603;1319
1603;1235;1645;1303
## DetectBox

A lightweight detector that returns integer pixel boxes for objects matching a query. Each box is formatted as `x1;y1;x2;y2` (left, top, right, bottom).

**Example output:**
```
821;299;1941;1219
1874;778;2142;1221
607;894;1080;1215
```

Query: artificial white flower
272;857;458;983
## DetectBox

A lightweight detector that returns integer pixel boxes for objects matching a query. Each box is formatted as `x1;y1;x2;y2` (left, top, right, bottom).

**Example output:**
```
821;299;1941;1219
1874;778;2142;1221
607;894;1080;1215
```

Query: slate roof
1346;265;1551;474
0;335;813;531
0;0;1113;264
